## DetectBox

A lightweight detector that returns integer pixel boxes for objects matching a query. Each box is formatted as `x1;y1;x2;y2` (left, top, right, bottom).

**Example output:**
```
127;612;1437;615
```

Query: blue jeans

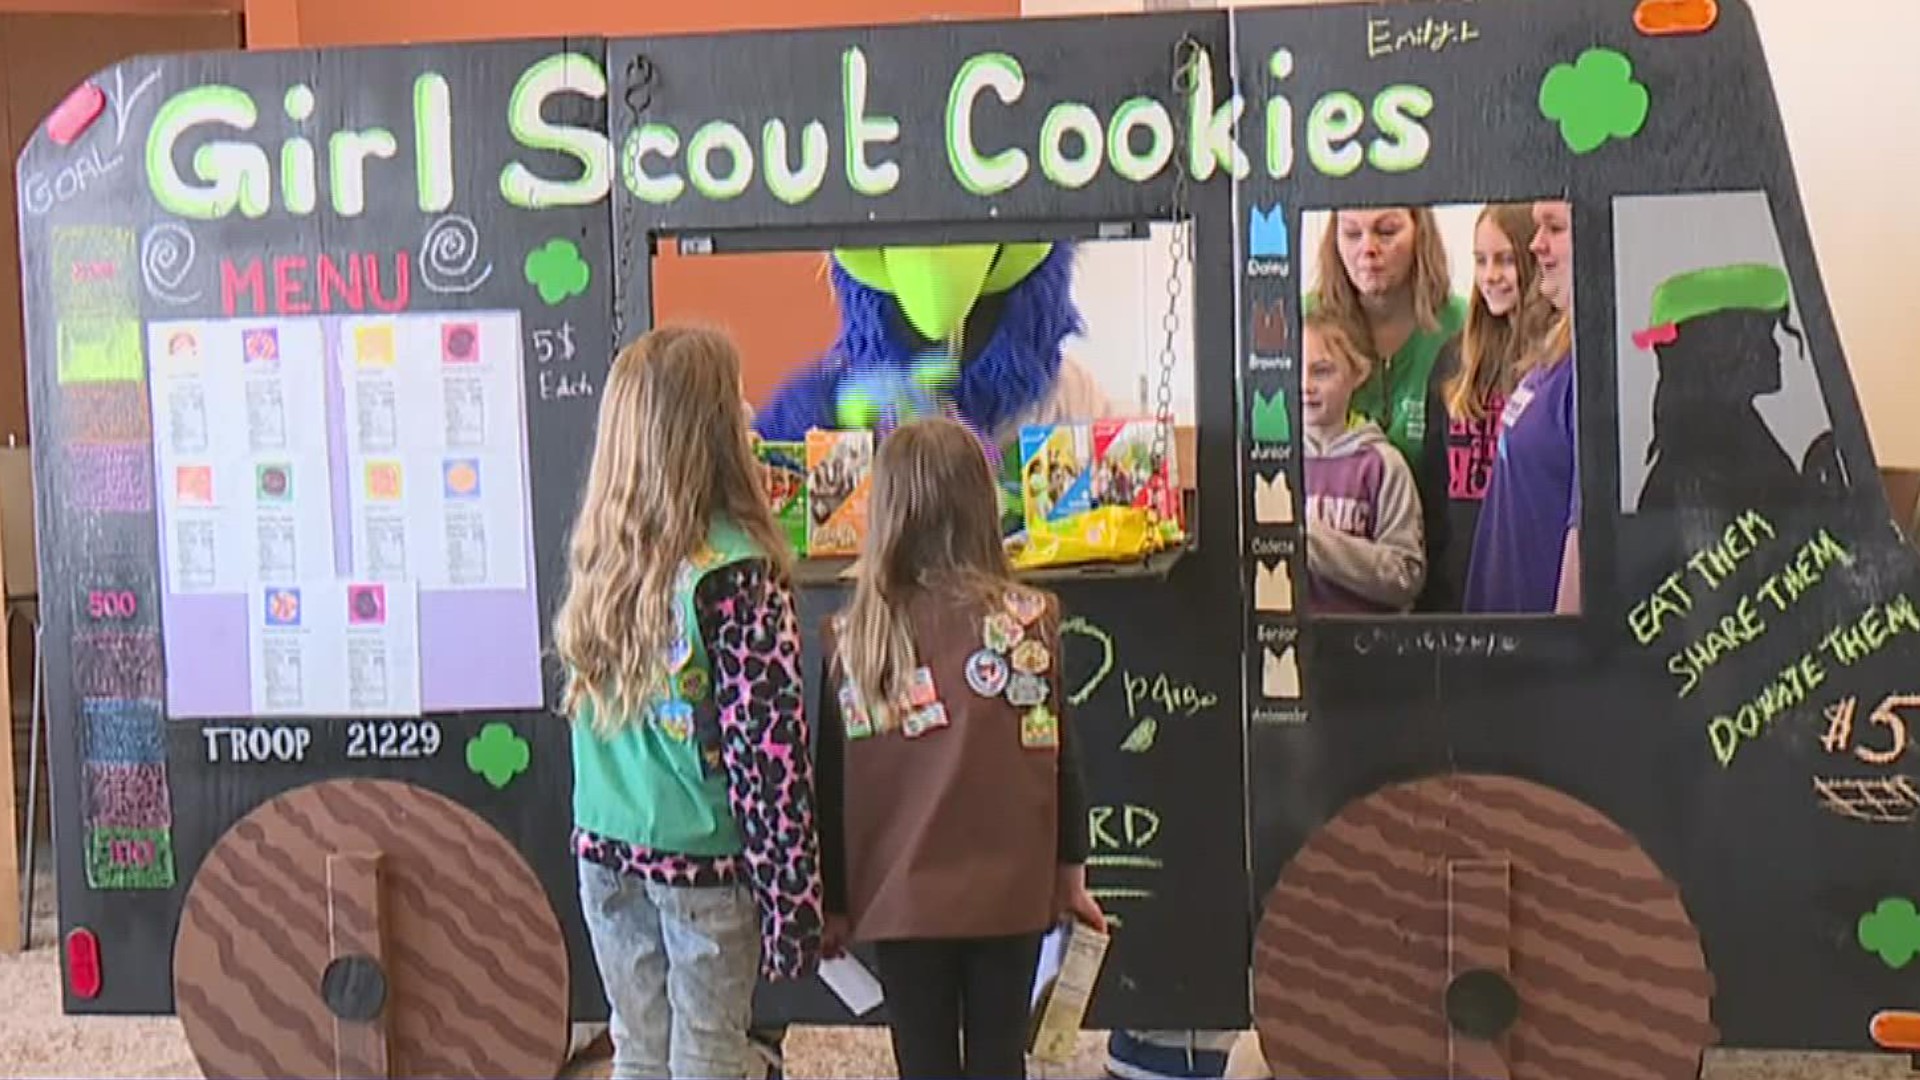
579;860;761;1078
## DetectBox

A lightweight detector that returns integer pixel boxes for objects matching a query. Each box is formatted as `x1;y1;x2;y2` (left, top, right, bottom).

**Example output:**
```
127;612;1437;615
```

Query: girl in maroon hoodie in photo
1300;312;1428;614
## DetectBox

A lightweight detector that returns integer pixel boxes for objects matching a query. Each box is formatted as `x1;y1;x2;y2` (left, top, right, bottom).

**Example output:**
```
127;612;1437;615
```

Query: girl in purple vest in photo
1300;312;1428;614
1464;200;1582;615
1438;203;1556;603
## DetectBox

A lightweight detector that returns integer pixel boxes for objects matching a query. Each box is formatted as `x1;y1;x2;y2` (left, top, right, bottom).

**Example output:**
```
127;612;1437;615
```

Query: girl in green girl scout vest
554;325;824;1079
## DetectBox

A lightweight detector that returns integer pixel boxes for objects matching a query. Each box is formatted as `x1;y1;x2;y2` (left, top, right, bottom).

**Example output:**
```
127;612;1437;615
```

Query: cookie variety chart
144;313;539;719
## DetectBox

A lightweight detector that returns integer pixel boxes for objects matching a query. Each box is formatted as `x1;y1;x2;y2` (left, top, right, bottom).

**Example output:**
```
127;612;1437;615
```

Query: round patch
654;700;694;742
677;666;710;703
1006;672;1049;708
984;612;1025;654
1011;639;1051;676
965;649;1010;697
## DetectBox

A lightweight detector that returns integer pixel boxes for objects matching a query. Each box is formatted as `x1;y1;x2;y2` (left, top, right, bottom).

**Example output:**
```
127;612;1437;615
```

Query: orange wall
245;0;1009;47
241;0;1021;405
654;249;845;410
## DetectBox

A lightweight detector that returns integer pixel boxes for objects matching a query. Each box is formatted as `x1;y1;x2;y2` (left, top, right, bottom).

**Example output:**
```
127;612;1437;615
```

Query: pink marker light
47;82;106;146
66;927;102;1000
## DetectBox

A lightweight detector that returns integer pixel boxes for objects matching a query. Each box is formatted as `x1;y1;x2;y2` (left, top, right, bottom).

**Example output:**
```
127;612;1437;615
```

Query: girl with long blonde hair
814;417;1104;1080
1306;206;1465;610
1437;203;1555;603
555;324;822;1079
1447;204;1554;426
1465;200;1582;615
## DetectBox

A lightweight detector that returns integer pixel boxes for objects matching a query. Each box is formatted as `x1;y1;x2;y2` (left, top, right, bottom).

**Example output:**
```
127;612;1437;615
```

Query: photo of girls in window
1298;200;1580;617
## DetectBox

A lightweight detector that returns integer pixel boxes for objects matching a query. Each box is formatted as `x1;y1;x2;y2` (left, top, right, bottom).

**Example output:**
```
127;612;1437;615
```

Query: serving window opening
1295;199;1582;619
650;222;1199;585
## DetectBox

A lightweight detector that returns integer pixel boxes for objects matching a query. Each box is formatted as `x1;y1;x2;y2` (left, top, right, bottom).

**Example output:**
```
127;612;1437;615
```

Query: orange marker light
1870;1010;1920;1050
1635;0;1719;36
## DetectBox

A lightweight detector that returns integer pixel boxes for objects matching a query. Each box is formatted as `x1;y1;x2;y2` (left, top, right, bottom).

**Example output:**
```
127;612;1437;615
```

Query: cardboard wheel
174;779;570;1079
1254;773;1715;1080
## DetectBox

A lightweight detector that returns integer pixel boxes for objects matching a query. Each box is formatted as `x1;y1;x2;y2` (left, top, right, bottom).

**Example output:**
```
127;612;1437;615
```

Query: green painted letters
623;124;684;204
146;86;270;220
947;52;1029;196
501;52;613;210
1039;102;1102;189
1306;91;1365;178
763;120;829;205
843;47;900;196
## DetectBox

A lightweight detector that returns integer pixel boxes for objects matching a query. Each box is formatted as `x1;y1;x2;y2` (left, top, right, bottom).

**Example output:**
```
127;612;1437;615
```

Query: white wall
1743;0;1920;467
1031;0;1920;467
1064;229;1197;424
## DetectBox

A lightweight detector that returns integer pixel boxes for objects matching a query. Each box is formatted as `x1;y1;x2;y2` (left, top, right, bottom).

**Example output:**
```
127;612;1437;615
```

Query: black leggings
873;932;1045;1079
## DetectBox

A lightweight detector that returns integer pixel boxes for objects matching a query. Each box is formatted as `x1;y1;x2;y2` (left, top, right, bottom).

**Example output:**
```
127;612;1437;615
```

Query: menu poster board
20;38;609;1018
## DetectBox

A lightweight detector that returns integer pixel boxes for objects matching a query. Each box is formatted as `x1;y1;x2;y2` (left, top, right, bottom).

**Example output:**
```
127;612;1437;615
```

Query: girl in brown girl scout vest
815;416;1108;1080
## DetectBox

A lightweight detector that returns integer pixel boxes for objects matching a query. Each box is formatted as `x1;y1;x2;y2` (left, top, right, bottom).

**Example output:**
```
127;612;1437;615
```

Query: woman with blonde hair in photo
555;324;824;1078
1437;203;1555;601
1306;206;1466;610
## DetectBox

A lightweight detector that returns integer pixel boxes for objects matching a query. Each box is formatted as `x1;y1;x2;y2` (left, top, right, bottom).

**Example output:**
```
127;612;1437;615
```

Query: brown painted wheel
174;778;570;1079
1254;773;1716;1080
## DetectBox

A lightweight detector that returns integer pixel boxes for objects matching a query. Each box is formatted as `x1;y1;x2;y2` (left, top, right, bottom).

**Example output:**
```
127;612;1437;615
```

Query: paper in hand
819;954;885;1016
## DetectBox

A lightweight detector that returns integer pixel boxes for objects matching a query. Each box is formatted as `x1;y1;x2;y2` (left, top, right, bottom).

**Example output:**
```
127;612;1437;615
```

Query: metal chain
1153;38;1199;493
612;54;654;346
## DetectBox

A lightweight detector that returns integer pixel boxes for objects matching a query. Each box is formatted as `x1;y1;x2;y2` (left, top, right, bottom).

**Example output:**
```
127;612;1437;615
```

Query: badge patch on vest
1005;588;1046;627
904;666;939;708
965;649;1010;696
665;633;693;674
1011;639;1052;676
840;681;874;740
1006;672;1049;708
1020;704;1059;749
1405;400;1427;442
654;700;694;743
677;667;709;703
984;611;1025;653
904;701;950;739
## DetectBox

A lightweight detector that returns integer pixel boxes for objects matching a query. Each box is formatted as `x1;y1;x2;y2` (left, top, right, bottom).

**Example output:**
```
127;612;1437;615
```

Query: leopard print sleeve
696;560;825;982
